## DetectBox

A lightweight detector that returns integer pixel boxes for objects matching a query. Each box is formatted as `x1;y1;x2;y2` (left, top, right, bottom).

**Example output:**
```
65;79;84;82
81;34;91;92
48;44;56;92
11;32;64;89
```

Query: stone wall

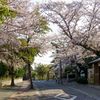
0;78;23;87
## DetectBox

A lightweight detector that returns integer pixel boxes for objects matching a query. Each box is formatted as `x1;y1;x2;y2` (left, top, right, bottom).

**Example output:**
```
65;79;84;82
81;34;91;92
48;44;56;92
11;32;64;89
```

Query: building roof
88;58;100;64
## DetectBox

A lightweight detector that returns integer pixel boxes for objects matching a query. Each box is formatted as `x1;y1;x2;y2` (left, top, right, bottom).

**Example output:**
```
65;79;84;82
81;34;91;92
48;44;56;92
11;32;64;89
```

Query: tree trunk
11;65;15;86
42;75;43;80
28;62;34;89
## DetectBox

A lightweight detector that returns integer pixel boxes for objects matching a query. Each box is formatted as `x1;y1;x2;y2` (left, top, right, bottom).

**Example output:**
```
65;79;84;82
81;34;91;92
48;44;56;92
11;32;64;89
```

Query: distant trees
35;63;49;80
31;71;36;79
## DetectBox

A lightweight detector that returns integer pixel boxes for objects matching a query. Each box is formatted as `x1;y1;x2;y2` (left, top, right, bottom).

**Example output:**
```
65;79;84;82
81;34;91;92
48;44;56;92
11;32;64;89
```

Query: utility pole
60;59;62;83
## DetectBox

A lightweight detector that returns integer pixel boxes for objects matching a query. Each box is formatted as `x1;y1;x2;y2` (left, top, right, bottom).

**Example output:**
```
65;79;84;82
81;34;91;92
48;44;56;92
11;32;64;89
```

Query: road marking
54;93;77;100
68;86;100;100
34;80;46;83
69;94;77;100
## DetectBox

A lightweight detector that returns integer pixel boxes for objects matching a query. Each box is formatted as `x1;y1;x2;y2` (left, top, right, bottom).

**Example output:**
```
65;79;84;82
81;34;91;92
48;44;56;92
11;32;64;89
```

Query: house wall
0;78;23;87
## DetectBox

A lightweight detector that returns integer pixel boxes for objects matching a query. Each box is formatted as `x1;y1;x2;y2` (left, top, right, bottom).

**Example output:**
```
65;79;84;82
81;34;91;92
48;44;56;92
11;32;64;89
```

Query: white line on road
69;94;77;100
68;86;100;100
34;80;46;83
54;93;77;100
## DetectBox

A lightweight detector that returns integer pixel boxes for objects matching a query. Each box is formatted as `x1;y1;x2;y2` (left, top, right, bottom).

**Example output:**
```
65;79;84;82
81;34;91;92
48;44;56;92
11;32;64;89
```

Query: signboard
88;69;94;84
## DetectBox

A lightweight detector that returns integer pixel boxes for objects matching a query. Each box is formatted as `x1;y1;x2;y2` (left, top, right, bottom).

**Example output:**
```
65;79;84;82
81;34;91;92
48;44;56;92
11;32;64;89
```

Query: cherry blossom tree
51;34;95;79
0;0;52;88
41;0;100;57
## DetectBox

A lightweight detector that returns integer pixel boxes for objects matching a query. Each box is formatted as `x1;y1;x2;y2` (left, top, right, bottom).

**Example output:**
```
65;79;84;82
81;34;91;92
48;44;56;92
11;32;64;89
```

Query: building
89;58;100;85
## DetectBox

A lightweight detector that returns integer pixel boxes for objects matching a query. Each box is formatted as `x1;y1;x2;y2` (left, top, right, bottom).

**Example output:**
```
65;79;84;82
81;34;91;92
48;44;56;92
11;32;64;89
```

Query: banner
88;69;94;84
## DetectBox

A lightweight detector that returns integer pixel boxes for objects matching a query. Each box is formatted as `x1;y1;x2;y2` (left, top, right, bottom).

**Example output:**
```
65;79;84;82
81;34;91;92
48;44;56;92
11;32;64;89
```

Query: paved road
34;80;100;100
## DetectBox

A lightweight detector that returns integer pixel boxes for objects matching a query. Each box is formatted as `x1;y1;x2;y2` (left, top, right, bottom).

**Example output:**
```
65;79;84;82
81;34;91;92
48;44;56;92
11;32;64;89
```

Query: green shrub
62;66;73;78
62;72;67;78
64;66;73;73
32;71;35;78
75;76;88;84
15;68;24;78
0;61;8;78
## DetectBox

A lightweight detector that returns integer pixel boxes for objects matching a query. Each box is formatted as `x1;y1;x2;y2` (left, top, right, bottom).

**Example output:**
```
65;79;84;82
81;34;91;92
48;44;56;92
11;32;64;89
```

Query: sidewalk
0;81;36;100
67;82;100;100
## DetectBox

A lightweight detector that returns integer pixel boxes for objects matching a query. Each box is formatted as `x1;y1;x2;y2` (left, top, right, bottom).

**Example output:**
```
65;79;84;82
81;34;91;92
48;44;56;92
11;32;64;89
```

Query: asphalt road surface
33;80;98;100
